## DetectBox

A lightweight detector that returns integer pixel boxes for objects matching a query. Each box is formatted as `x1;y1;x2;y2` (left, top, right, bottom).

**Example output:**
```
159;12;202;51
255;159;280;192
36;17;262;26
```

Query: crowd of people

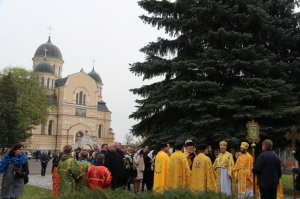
0;139;291;199
153;139;283;199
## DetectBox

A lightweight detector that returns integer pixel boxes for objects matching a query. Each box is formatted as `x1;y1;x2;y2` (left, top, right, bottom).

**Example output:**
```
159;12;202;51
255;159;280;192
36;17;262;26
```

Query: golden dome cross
43;48;48;57
47;26;53;38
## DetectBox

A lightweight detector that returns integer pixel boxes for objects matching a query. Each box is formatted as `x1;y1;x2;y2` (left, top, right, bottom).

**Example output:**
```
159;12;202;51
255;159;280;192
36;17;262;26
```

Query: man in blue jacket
252;139;281;199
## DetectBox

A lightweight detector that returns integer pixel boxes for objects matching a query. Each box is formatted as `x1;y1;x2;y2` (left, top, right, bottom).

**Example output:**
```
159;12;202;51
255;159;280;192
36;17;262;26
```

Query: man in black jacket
94;144;108;159
252;139;282;199
105;143;118;189
40;150;50;176
115;142;125;188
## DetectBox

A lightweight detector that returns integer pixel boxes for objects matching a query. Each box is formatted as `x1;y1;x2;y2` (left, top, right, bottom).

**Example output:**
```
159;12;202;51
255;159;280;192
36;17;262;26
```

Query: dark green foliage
129;0;300;149
0;67;52;148
58;188;239;199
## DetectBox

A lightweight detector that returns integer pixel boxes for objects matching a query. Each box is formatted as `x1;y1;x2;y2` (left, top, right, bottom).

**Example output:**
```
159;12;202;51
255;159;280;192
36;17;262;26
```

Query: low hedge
57;188;241;199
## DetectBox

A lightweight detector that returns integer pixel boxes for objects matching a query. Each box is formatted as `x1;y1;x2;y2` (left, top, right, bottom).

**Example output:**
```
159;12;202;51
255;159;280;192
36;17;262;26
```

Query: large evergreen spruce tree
130;0;300;148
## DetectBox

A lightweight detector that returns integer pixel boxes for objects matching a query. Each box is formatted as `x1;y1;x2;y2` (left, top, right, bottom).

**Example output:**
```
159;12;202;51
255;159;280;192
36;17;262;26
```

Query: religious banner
246;120;260;143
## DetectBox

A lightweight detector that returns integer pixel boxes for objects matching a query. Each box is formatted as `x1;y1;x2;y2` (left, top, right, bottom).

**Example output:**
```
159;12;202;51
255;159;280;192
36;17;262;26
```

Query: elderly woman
133;150;145;193
0;143;29;199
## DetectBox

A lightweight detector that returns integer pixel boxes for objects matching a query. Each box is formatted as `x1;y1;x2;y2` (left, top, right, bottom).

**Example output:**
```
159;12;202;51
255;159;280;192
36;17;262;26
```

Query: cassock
86;165;112;190
57;154;80;195
153;151;170;193
76;161;91;191
233;152;253;198
166;150;190;189
213;151;234;195
190;153;217;192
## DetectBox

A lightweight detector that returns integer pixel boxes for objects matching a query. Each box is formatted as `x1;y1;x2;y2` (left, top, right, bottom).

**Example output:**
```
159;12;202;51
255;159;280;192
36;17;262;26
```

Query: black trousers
41;163;47;176
259;186;277;199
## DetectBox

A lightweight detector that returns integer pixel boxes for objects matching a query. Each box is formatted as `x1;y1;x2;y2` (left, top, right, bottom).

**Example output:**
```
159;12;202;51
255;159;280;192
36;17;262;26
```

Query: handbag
129;167;137;178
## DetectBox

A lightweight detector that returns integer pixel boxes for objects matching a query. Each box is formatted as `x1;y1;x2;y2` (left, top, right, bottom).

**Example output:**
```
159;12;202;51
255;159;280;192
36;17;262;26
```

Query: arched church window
53;64;55;74
41;124;45;135
47;78;50;89
52;79;54;89
98;125;102;138
48;120;53;135
83;94;86;105
41;77;44;86
76;93;79;104
79;91;83;105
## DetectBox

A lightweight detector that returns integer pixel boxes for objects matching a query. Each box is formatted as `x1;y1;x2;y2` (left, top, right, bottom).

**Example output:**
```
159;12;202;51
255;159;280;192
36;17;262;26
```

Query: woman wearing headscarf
0;143;29;199
133;150;144;193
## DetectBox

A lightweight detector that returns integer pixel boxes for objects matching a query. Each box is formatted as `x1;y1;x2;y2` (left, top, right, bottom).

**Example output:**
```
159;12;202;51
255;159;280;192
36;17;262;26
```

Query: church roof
55;76;68;87
33;58;55;75
33;37;63;61
97;100;110;112
88;68;102;83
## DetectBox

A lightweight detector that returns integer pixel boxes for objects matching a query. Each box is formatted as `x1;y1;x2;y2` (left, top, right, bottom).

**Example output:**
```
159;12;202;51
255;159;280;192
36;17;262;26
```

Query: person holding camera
0;143;29;199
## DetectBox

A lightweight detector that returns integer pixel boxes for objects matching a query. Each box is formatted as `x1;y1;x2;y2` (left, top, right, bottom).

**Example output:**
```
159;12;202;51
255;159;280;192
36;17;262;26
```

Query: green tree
129;0;300;148
0;67;52;149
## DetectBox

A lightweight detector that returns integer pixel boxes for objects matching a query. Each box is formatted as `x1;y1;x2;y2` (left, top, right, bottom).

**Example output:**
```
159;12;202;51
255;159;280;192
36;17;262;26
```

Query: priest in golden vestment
213;141;234;195
190;143;217;192
166;141;190;189
233;142;253;198
184;140;196;169
153;142;170;193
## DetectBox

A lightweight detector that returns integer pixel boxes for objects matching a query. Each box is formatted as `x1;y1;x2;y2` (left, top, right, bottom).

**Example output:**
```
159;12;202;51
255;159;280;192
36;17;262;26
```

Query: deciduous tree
0;67;52;149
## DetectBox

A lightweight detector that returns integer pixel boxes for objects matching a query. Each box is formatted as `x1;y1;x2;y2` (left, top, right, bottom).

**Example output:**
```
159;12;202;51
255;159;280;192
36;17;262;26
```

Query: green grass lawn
281;173;297;195
19;174;297;198
20;185;52;199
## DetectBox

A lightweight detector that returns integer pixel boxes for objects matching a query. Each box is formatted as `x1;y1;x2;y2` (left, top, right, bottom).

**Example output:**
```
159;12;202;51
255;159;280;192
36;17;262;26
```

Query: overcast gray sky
0;0;168;143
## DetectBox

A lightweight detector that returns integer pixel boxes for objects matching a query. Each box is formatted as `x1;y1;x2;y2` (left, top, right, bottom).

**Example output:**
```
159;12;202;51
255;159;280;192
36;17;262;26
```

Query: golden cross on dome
286;125;300;151
43;48;48;57
92;59;96;68
47;26;53;37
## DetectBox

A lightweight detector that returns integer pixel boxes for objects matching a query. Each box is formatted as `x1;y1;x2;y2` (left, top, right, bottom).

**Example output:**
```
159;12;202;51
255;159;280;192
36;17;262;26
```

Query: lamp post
246;119;260;197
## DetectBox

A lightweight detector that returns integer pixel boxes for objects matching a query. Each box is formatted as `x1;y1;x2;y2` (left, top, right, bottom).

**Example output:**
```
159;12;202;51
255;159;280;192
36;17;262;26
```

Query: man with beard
91;144;100;159
184;140;196;169
233;142;253;198
213;141;234;195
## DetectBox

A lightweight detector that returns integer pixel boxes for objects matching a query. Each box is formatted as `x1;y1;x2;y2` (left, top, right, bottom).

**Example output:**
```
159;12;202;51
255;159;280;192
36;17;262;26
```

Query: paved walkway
28;174;52;190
